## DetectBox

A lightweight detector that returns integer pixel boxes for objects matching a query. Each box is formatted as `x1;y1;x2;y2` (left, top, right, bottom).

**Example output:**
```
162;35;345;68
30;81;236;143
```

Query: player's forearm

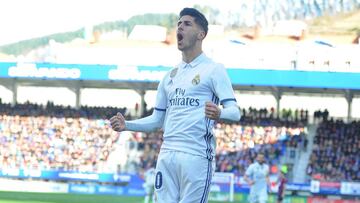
244;175;252;185
220;101;241;121
266;176;271;189
125;110;165;132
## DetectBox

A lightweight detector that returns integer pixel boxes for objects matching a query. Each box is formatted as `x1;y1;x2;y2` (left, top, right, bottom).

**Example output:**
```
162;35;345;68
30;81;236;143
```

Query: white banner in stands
0;179;68;193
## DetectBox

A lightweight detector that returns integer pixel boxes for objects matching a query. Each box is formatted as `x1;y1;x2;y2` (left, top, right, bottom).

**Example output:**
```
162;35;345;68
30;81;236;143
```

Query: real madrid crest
192;74;200;85
170;68;178;79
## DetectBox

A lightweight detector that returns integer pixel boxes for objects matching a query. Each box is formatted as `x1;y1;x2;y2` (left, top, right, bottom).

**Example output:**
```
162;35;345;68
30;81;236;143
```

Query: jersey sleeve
210;64;237;105
266;165;270;176
245;164;253;177
154;72;169;112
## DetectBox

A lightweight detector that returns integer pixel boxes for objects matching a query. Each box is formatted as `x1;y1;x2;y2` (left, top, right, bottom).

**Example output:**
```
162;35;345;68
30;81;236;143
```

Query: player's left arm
121;72;168;132
207;64;241;121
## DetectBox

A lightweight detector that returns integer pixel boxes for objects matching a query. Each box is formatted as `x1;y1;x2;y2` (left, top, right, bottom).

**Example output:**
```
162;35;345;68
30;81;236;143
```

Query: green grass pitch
0;191;233;203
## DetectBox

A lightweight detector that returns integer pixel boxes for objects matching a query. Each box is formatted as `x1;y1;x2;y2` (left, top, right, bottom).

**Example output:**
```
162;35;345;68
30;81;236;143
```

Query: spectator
307;119;360;181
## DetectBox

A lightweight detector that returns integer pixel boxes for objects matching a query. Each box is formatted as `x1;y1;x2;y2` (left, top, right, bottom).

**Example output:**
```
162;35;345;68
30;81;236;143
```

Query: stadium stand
0;102;307;177
307;119;360;182
0;102;129;172
0;0;359;201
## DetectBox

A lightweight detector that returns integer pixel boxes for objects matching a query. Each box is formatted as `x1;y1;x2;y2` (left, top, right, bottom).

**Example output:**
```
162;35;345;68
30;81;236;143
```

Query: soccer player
110;7;240;203
143;165;156;203
244;153;270;203
277;165;288;203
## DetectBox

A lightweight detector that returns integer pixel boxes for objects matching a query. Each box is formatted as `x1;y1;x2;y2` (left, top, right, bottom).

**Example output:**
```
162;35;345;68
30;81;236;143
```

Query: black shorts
277;196;283;202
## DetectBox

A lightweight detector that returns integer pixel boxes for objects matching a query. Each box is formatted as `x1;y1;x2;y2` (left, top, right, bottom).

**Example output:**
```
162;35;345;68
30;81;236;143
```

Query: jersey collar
179;52;206;69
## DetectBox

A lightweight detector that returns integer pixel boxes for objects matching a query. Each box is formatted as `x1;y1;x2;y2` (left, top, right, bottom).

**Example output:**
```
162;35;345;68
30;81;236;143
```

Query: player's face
176;15;204;51
257;154;265;165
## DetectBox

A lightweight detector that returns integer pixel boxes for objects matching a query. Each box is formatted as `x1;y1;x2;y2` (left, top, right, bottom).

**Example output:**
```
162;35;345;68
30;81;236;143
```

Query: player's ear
197;31;205;40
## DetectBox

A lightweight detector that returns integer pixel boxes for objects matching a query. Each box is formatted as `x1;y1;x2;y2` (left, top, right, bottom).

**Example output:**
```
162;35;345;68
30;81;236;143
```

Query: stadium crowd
0;102;128;172
0;102;307;176
0;101;129;119
224;107;308;172
214;122;306;176
1;102;358;183
307;119;360;182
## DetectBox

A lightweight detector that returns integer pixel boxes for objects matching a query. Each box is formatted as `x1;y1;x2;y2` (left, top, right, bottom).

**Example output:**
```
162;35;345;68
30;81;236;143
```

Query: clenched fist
109;112;126;132
205;101;221;120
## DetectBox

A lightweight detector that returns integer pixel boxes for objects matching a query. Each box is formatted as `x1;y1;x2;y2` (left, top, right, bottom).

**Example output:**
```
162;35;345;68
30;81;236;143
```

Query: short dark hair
179;8;208;36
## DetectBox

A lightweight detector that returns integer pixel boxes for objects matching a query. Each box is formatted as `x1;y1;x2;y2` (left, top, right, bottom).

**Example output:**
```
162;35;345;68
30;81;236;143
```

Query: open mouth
177;33;184;42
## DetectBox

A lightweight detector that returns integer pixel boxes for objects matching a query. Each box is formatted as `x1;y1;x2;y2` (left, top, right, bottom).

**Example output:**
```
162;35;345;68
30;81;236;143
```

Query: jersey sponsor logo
169;97;200;106
192;74;200;85
169;88;200;107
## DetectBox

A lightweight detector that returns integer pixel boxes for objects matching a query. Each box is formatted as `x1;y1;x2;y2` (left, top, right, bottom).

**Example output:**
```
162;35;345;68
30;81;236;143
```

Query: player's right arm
110;74;168;133
110;110;165;133
244;164;255;186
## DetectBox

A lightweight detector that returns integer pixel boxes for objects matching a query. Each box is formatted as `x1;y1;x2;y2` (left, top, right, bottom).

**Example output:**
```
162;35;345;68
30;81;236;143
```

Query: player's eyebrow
177;20;193;27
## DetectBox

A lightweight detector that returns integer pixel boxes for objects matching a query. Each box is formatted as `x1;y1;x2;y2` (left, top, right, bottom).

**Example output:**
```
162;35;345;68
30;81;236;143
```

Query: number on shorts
155;171;162;189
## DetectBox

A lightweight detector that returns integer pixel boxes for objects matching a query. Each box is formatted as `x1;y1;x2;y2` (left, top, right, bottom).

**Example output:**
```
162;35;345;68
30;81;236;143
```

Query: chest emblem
170;68;178;79
192;74;200;85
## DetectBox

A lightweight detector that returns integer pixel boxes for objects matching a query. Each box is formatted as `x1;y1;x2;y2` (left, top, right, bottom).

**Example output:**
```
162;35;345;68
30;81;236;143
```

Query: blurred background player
244;153;270;203
143;164;156;203
277;165;288;203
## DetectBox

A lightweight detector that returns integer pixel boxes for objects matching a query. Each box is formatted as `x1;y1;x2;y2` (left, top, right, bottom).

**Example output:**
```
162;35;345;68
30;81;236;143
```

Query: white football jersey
154;53;236;160
245;162;269;192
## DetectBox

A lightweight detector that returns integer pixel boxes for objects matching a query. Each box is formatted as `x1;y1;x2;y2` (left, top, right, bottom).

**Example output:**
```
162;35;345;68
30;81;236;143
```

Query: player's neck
182;46;203;64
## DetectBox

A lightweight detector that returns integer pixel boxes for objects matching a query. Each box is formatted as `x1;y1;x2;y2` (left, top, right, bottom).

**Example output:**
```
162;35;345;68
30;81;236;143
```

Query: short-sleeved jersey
245;162;269;192
154;53;236;160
